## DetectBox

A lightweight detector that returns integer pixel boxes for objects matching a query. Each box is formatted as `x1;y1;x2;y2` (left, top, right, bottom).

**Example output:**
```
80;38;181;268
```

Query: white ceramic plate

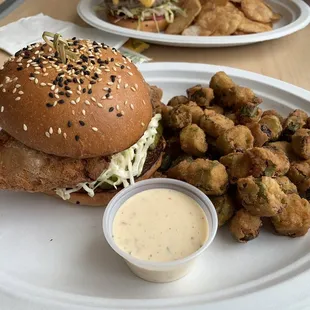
77;0;310;47
1;63;310;310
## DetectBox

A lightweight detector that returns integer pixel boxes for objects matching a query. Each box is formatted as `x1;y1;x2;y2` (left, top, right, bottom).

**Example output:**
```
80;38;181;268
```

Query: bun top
0;34;152;158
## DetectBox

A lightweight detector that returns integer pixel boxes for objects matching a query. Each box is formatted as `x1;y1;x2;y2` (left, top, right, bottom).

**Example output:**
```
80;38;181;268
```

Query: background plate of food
77;0;310;47
1;36;310;309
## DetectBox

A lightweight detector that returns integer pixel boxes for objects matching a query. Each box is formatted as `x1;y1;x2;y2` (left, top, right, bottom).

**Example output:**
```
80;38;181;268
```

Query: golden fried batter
0;131;91;192
292;128;310;160
210;194;235;227
282;109;308;141
216;125;254;155
165;105;192;129
271;194;310;237
237;105;263;125
205;105;224;115
220;152;251;183
209;71;235;98
167;158;228;195
229;208;262;243
262;110;284;124
180;124;208;157
237;176;287;217
275;176;298;195
200;110;234;138
287;160;310;194
184;101;204;124
186;85;214;107
167;95;189;107
267;141;298;162
246;147;290;177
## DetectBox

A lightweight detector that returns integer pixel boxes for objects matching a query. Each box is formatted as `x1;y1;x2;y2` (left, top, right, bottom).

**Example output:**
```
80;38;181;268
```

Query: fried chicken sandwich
0;32;165;206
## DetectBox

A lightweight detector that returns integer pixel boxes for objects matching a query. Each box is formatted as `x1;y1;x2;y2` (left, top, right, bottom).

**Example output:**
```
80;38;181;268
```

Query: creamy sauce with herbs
112;189;208;262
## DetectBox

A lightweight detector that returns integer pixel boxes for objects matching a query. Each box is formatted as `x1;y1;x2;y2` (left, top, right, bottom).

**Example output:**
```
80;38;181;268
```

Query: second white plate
77;0;310;48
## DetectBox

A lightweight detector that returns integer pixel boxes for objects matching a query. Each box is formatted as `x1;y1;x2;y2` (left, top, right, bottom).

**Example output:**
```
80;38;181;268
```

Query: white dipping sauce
112;188;208;263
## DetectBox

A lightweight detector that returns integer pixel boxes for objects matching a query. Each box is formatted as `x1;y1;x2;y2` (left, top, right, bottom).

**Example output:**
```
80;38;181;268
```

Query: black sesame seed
59;91;65;95
53;80;57;85
67;121;72;127
110;75;116;82
67;64;73;69
92;75;98;80
65;86;71;90
121;65;125;69
17;67;23;71
88;89;92;94
109;107;114;112
108;88;112;93
29;73;35;77
78;44;83;49
75;135;80;141
58;99;65;104
91;60;95;65
67;78;72;82
82;65;87;70
73;40;79;45
49;93;54;98
58;82;63;88
59;77;63;83
75;70;80;74
110;58;114;62
72;37;76;40
34;57;41;63
77;61;83;65
15;50;22;57
104;60;109;64
82;88;86;93
94;73;99;78
84;70;90;76
106;93;110;98
73;78;78;83
79;120;85;126
46;103;53;108
93;41;98;45
39;64;44;68
117;113;122;117
90;81;96;84
94;48;100;53
58;72;64;76
80;79;84;84
65;92;71;97
64;80;69;85
76;201;80;205
55;61;60;65
89;56;95;59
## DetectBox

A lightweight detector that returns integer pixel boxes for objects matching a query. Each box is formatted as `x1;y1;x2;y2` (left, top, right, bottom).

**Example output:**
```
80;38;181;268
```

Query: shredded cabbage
56;114;162;200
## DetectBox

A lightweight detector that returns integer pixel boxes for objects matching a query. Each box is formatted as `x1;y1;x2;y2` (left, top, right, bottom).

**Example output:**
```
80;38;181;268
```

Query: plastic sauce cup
102;178;218;283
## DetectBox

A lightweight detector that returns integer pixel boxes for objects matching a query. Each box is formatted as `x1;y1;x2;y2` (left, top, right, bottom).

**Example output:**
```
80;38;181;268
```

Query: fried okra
220;152;251;183
229;209;262;243
209;71;235;98
275;176;298;195
167;158;228;195
287;160;310;195
210;194;235;227
224;111;238;124
271;194;310;237
186;85;214;107
246;147;290;177
167;95;189;107
199;110;234;138
292;128;310;160
248;115;283;147
282;109;308;141
236;105;263;125
184;101;204;124
165;105;192;129
267;141;298;162
237;176;287;217
262;109;284;124
205;105;224;115
180;124;208;157
216;125;254;155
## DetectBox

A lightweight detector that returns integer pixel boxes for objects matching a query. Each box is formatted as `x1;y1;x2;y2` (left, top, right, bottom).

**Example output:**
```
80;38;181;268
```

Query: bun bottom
45;138;165;207
107;14;168;33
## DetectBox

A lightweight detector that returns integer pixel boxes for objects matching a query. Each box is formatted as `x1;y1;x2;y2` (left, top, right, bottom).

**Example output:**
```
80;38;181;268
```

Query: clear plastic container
102;178;218;283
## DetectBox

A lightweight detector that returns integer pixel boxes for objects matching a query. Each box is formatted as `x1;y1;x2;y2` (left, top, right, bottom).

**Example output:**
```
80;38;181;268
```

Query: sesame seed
124;83;128;89
113;67;117;72
109;107;114;112
130;104;134;110
70;100;76;105
2;88;6;93
12;88;17;94
117;85;120;89
67;90;73;94
34;71;40;75
58;99;65;104
116;105;120;111
46;103;53;107
108;96;113;99
55;88;59;94
23;124;28;131
63;133;67;139
18;91;24;95
91;97;96;102
49;127;53;134
35;78;38;84
134;84;138;89
82;109;86;116
97;103;103;108
0;106;4;113
77;90;81;95
88;84;92;89
72;110;75;115
29;77;35;81
79;120;85;126
45;132;50;138
68;121;72;127
143;100;146;105
58;128;62;134
40;83;46;86
127;72;133;76
92;127;98;132
78;85;82;91
141;122;145;127
76;97;81;103
16;84;21;88
15;97;21;101
107;82;113;86
118;79;121;84
117;113;122;117
130;87;136;92
0;84;3;88
124;100;128;105
85;100;90;106
51;85;55;91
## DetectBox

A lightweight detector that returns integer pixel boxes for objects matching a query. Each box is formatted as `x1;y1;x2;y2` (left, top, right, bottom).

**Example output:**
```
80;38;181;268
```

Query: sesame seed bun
107;14;168;32
0;40;152;159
